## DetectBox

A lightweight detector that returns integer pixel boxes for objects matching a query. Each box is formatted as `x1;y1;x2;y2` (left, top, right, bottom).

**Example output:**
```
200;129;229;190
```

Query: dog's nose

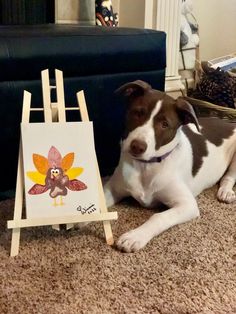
130;140;147;156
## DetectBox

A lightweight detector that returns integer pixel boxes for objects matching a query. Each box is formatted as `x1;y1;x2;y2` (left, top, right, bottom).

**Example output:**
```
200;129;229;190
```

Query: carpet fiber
0;186;236;314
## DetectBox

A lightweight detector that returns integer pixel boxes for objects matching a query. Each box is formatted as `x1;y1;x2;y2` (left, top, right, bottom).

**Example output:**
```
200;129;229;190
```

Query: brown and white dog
104;80;236;252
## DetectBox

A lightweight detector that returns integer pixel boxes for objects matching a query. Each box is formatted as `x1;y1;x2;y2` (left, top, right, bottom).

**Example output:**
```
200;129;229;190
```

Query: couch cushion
0;24;166;81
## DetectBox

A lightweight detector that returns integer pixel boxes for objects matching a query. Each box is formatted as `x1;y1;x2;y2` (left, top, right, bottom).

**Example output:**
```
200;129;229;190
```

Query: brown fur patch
183;125;208;176
153;95;182;150
123;90;164;139
200;117;235;146
183;117;236;176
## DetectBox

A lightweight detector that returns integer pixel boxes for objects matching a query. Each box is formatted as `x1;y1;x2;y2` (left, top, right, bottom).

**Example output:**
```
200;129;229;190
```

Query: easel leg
55;69;74;230
42;69;61;231
66;223;74;230
77;90;117;246
10;228;21;256
10;140;25;256
103;221;114;245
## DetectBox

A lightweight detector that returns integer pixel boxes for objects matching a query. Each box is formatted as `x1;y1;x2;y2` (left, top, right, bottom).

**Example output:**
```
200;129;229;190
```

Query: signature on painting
77;204;97;214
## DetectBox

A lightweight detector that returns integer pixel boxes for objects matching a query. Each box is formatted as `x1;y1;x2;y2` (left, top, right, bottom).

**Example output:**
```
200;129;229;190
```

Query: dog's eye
161;120;169;128
133;108;146;118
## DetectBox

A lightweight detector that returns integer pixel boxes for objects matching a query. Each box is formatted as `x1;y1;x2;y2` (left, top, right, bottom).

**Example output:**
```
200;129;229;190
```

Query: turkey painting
27;146;87;206
21;121;100;219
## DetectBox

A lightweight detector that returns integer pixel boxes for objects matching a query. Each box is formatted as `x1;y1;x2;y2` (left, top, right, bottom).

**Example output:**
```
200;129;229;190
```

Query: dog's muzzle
130;139;147;157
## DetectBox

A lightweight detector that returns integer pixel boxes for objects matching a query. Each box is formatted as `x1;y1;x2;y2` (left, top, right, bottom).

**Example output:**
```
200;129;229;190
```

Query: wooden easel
7;69;117;256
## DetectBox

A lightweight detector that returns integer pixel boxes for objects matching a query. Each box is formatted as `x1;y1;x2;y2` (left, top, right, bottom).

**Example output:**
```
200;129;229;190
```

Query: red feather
67;179;87;191
28;184;49;195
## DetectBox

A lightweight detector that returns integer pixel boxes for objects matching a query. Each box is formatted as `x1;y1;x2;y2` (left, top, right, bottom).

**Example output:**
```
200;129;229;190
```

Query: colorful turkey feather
61;152;74;171
66;167;83;180
48;146;62;168
28;184;49;195
67;179;87;191
27;171;46;185
33;154;49;174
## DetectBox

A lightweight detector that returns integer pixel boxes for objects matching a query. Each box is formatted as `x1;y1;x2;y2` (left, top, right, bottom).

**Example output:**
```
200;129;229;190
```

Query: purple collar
135;147;176;163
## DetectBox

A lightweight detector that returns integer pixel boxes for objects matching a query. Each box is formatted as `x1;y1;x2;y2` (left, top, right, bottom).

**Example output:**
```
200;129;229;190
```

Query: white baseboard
55;20;80;24
165;76;185;98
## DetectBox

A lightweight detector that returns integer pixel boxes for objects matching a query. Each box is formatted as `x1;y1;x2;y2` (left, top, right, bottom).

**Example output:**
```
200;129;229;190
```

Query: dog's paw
217;187;236;204
116;229;149;253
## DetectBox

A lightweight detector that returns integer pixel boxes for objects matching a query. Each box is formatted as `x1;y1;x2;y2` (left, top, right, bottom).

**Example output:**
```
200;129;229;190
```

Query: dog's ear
176;97;200;131
115;80;152;97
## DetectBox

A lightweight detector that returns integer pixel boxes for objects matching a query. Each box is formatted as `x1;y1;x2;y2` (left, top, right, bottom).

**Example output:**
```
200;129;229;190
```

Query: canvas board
21;122;100;219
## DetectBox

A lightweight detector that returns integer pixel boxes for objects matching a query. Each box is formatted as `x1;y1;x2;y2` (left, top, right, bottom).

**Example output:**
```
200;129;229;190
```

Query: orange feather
61;152;74;171
33;154;49;174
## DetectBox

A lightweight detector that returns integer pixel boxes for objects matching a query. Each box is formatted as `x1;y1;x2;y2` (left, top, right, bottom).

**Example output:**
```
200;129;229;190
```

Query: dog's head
116;80;199;161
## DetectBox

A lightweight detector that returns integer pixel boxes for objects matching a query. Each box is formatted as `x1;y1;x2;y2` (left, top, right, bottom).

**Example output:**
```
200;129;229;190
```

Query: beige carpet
0;186;236;314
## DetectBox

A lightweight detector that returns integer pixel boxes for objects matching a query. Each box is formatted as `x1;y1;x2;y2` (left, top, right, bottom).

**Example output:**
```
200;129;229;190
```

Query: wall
193;0;236;61
112;0;120;16
118;0;236;62
118;0;145;28
56;0;79;23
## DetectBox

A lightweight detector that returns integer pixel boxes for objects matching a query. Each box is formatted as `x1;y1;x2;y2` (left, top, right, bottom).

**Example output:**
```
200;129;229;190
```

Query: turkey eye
161;120;169;128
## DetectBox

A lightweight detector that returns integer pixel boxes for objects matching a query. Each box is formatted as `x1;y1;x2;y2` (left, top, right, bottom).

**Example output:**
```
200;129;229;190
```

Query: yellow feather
66;167;83;180
26;171;46;185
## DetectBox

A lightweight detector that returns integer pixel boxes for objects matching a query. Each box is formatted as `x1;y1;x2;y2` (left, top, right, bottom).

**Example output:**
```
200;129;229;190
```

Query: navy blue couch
0;24;166;194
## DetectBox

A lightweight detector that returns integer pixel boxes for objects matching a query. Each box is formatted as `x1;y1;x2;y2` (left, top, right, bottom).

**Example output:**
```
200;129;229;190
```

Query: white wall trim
145;0;184;94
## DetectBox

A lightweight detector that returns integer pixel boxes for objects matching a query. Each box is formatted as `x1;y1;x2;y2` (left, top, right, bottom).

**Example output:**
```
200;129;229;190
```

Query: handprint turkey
27;146;87;206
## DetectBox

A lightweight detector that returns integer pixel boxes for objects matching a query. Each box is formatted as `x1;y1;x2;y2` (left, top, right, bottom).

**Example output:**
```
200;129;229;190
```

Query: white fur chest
121;157;170;207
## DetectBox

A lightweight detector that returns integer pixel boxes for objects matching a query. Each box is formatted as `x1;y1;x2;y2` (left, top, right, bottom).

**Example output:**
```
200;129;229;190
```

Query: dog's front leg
117;184;200;252
104;170;128;207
